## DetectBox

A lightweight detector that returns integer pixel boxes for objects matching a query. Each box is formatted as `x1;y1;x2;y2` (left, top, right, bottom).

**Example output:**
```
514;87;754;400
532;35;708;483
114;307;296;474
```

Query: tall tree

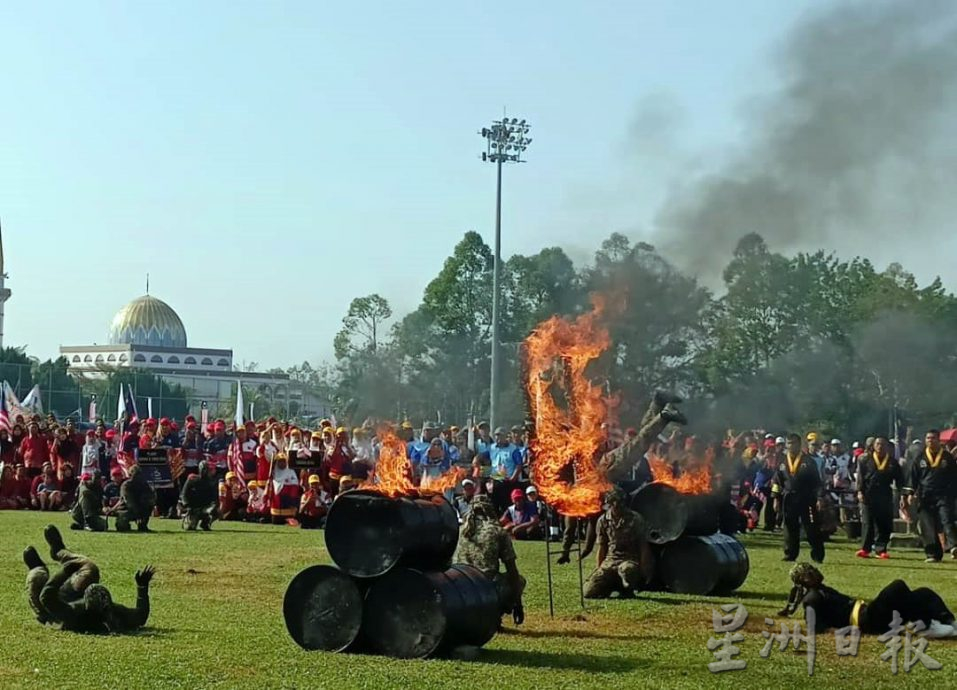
333;294;393;359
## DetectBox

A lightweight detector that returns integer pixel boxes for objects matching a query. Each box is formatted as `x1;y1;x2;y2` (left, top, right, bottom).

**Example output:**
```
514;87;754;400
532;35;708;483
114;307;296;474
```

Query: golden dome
108;295;187;348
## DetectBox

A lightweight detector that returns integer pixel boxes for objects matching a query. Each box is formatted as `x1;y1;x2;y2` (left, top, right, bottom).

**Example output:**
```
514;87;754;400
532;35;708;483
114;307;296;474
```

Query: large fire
523;297;615;517
361;429;464;498
646;448;714;495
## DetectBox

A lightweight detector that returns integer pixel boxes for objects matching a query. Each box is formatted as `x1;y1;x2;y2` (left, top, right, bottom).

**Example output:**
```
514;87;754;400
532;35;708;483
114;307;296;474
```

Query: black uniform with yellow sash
773;452;824;562
857;451;903;554
905;445;957;561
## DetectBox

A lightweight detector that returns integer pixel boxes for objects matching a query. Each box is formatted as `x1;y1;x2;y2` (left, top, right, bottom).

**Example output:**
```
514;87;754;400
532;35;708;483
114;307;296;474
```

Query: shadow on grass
499;628;651;642
480;648;646;672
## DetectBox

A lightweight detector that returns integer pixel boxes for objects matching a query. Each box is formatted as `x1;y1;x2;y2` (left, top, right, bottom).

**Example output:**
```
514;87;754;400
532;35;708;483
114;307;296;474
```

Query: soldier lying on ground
454;495;526;625
583;487;655;599
23;524;154;633
779;563;957;638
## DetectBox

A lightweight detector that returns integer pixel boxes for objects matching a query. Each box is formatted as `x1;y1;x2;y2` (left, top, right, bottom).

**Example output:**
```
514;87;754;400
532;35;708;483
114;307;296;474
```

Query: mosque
60;294;327;418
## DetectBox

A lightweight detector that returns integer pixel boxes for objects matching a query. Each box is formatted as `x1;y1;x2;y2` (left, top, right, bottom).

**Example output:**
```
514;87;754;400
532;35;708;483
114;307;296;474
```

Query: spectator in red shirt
13;464;31;508
0;464;19;509
0;429;14;464
31;462;62;510
18;421;50;478
299;475;329;529
58;462;78;507
51;426;81;471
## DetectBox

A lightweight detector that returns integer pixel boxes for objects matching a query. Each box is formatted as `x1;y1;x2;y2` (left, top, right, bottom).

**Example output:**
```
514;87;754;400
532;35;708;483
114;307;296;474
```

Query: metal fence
0;362;329;424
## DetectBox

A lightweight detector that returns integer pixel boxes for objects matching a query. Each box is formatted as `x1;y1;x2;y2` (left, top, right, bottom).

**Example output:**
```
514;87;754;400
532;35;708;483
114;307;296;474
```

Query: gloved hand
556;553;570;565
135;565;155;587
512;605;525;625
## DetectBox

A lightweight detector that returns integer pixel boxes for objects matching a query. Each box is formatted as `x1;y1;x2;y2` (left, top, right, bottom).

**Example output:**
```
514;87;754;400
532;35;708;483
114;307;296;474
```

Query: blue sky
0;1;829;367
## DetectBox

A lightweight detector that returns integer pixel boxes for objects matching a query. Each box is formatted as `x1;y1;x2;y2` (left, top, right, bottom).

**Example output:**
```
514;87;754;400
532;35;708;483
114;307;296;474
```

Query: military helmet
84;583;114;613
789;562;824;588
470;494;498;520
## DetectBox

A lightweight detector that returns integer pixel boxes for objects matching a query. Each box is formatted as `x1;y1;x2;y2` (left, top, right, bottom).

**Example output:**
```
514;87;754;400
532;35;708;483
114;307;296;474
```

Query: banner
289;448;318;471
137;448;174;489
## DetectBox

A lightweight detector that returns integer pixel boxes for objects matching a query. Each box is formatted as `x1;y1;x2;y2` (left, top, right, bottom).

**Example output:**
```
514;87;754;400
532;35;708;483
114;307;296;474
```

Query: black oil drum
361;564;500;659
629;482;688;544
324;490;459;578
658;533;750;595
283;565;364;652
682;494;722;536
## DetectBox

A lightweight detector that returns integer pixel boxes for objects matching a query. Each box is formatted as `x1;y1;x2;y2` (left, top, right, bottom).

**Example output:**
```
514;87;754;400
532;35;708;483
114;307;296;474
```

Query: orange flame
647;448;714;495
361;429;464;498
523;296;615;517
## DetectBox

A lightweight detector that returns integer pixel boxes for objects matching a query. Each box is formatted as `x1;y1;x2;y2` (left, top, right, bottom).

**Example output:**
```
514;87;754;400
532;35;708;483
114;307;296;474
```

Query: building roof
109;295;187;349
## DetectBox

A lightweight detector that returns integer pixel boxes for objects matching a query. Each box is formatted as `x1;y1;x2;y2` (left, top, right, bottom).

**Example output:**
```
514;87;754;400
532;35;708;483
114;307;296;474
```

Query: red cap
145;418;157;427
170;421;179;431
80;473;92;482
763;439;775;449
159;417;171;426
105;429;116;439
510;488;524;501
185;415;196;423
213;421;226;431
86;430;96;437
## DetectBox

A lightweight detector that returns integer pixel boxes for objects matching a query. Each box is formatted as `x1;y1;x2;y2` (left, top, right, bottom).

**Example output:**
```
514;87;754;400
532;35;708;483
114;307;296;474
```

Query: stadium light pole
479;117;532;430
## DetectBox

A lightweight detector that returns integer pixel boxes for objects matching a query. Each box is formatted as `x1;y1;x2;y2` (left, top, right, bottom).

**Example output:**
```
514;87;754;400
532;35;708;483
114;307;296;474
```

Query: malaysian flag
123;384;138;430
0;384;10;434
169;448;185;481
227;439;245;485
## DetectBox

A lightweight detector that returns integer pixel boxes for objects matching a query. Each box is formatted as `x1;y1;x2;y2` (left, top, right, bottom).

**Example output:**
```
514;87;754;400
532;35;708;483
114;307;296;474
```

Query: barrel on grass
362;564;500;659
682;493;722;536
324;490;459;578
658;533;749;595
629;482;688;544
283;565;364;652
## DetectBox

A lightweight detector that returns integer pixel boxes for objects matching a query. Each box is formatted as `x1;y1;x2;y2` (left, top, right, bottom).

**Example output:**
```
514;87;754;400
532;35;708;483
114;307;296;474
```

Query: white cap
462;478;474;486
764;433;774;440
852;441;861;449
525;485;538;495
775;436;786;444
830;438;842;446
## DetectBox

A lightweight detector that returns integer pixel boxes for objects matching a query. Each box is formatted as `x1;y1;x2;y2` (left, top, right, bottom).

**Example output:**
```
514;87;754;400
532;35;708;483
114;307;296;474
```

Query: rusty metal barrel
324;490;459;578
283;565;364;652
658;533;749;595
628;482;688;544
361;564;500;659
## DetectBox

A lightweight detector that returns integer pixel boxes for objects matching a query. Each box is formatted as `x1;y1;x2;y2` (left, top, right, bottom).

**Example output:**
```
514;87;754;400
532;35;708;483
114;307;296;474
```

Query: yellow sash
926;448;943;468
872;452;889;472
786;452;802;475
850;599;866;628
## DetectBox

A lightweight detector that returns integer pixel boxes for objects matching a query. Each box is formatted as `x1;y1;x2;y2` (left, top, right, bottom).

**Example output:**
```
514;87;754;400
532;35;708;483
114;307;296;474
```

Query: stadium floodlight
478;115;532;429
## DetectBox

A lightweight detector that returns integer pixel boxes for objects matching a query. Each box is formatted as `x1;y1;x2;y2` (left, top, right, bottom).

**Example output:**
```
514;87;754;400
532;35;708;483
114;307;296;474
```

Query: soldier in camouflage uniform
23;525;154;633
583;487;655;599
454;495;526;624
70;472;107;532
180;461;218;531
558;391;685;565
112;464;156;533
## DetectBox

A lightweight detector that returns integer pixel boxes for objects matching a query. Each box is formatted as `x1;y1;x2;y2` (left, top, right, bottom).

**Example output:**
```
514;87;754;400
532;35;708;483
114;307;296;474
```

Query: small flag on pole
201;401;209;434
235;381;244;431
116;383;126;424
0;384;10;434
88;395;97;423
147;397;153;419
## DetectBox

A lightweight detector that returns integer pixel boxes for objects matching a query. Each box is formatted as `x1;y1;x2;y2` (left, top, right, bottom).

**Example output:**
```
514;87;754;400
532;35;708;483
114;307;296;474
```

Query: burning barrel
658;533;749;595
283;565;365;652
629;482;688;544
325;490;459;578
682;494;722;536
362;564;500;659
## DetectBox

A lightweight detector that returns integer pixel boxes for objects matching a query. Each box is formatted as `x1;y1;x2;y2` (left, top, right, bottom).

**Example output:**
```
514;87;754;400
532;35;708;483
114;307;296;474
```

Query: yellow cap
336;426;348;435
806;432;819;443
225;471;236;480
308;474;320;484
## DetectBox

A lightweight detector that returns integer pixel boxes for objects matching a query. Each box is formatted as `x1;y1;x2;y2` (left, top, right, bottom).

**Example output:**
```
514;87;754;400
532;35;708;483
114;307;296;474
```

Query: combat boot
661;404;687;426
44;525;67;562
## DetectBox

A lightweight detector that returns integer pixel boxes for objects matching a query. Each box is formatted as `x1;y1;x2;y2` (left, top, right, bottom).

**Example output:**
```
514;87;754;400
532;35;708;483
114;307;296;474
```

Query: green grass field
1;512;957;689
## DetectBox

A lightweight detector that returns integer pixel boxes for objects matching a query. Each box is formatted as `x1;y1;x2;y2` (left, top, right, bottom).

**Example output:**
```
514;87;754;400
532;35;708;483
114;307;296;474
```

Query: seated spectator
299;475;330;529
58;463;78;508
219;471;249;521
0;429;14;464
32;463;62;511
246;481;268;522
0;463;19;509
501;488;542;540
13;464;31;508
338;475;358;494
103;468;125;512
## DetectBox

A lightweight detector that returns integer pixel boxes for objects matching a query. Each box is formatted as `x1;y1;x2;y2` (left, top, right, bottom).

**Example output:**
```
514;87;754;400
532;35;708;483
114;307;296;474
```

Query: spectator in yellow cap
219;471;248;521
246;481;268;523
299;475;328;529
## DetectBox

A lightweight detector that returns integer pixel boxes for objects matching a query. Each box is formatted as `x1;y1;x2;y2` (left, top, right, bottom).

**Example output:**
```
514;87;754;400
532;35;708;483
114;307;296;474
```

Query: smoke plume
653;1;957;283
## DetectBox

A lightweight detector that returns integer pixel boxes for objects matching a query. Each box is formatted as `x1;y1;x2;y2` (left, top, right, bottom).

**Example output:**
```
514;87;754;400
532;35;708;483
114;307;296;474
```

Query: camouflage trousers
583;559;641;599
493;572;527;615
71;502;107;532
26;548;100;623
114;509;151;532
182;504;218;531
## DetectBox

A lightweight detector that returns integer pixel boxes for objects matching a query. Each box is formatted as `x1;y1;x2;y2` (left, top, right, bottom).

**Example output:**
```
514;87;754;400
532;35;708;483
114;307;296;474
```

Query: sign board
137;447;174;489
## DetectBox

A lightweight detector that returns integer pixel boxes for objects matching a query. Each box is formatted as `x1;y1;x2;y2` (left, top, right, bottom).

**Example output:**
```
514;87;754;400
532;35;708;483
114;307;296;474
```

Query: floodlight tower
479;117;532;430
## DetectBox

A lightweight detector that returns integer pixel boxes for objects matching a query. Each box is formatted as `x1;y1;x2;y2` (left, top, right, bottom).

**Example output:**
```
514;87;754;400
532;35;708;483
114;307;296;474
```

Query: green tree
333;294;393;359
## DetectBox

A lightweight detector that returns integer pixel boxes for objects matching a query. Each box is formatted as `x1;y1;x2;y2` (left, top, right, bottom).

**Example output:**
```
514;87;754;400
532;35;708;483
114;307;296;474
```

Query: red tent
940;429;957;443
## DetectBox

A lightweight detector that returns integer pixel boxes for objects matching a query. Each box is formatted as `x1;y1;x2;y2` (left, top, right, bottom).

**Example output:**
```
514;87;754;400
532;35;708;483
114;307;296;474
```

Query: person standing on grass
903;429;957;563
855;436;903;560
775;433;825;563
18;421;50;479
